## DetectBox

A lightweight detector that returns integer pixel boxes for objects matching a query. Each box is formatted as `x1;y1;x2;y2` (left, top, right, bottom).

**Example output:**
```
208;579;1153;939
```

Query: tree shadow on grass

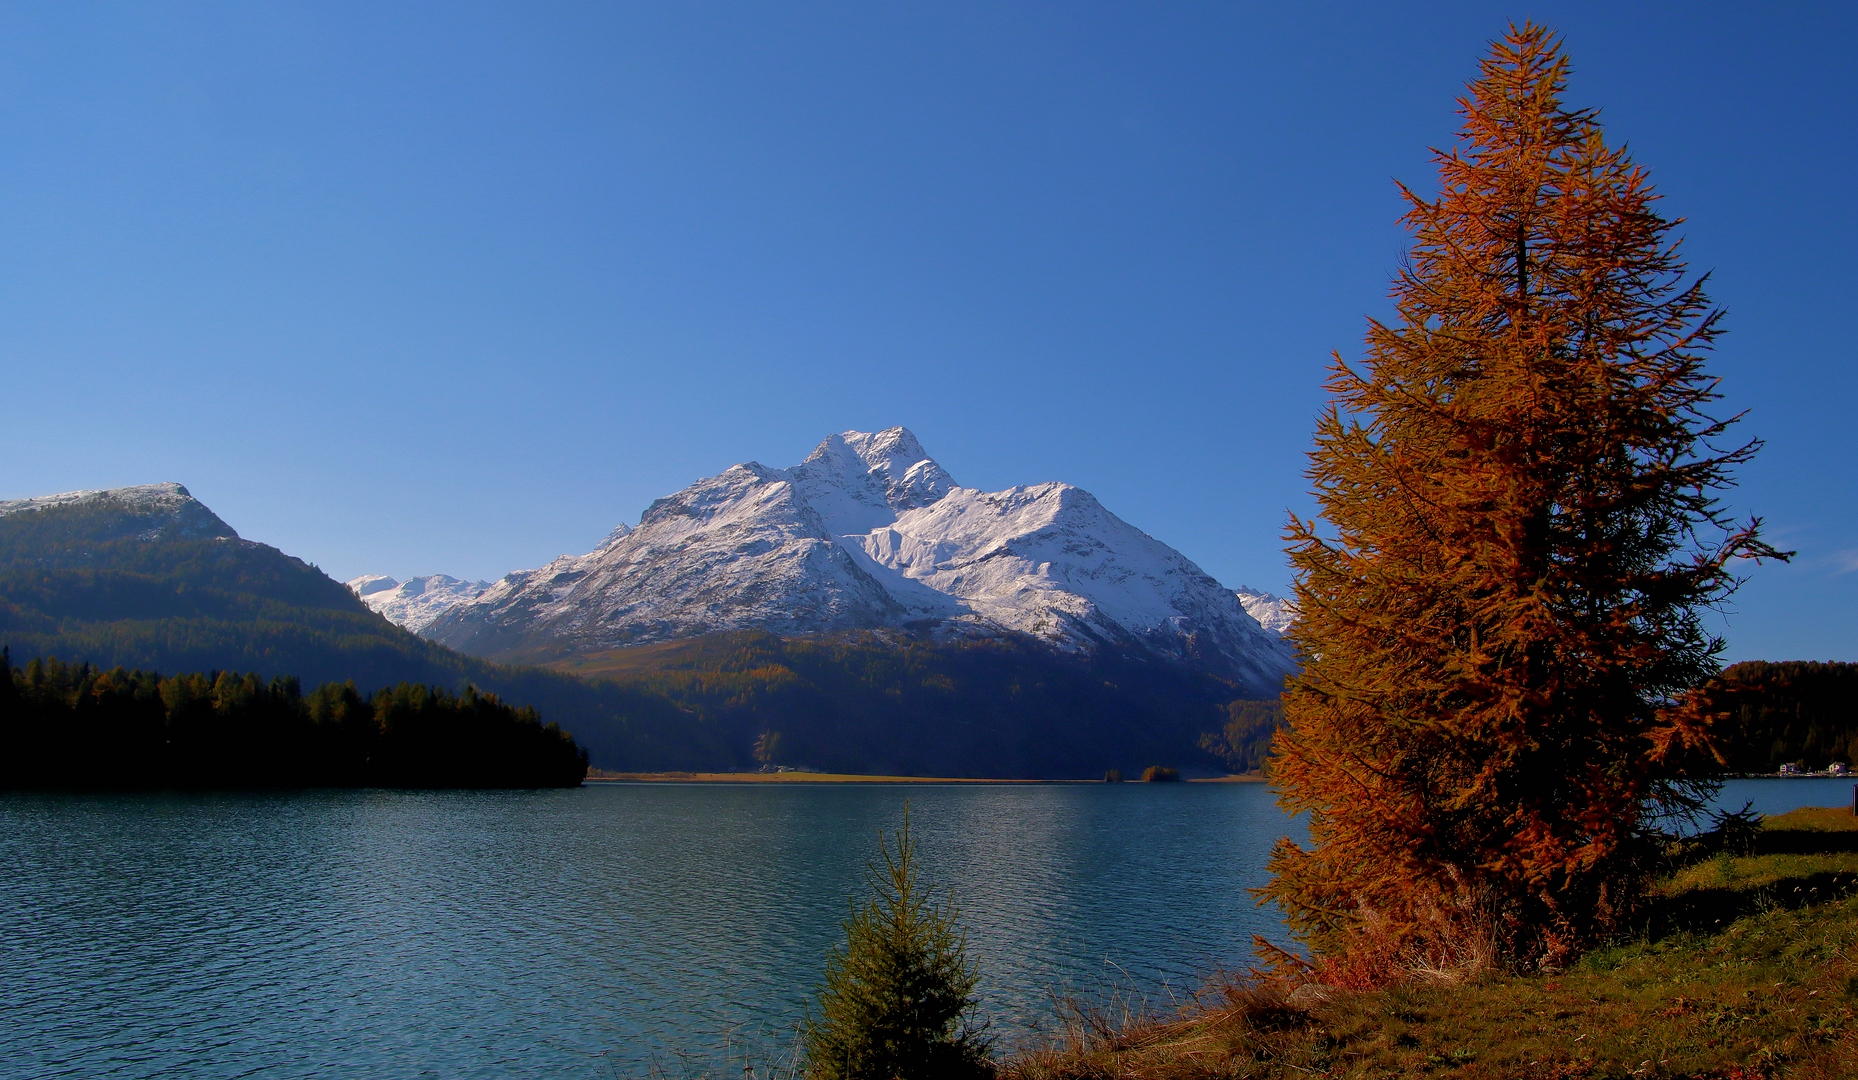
1641;869;1858;940
1751;829;1858;855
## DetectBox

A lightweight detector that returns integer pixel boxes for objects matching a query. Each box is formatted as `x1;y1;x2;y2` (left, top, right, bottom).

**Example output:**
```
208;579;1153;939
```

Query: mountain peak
794;428;956;527
593;522;634;552
805;426;930;474
351;574;399;596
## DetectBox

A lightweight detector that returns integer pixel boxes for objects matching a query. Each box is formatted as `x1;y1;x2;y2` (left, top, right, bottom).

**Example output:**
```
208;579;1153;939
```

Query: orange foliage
1260;24;1785;972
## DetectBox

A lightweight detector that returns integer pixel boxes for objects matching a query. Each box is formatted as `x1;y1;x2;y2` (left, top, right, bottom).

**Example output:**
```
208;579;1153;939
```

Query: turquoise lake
3;778;1849;1077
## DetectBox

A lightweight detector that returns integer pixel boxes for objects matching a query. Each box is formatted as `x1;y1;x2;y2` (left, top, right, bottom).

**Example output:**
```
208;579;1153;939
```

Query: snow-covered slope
0;482;237;541
347;574;495;635
415;428;1295;695
1235;587;1297;637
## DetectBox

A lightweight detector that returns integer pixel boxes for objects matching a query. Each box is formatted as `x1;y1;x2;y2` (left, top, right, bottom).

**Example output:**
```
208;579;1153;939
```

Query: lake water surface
3;782;1300;1077
3;778;1848;1078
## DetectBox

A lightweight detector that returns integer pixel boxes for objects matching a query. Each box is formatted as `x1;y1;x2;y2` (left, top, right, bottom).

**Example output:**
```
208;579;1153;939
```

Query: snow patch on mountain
2;481;192;517
347;574;495;635
0;482;238;541
410;428;1295;695
1235;587;1298;637
437;459;911;656
350;574;398;597
858;480;1293;690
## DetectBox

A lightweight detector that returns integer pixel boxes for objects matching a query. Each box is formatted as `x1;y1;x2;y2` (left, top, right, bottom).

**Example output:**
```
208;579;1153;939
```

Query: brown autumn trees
1261;24;1784;972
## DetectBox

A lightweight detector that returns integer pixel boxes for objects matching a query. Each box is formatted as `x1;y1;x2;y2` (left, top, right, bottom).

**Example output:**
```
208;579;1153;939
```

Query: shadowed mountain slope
541;629;1250;777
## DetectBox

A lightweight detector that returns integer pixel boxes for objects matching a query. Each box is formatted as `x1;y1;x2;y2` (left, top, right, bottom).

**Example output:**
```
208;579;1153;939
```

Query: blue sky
1;2;1852;661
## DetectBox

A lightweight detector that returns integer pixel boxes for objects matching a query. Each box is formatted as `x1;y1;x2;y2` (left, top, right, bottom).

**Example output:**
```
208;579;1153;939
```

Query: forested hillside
1701;660;1858;772
1197;698;1285;775
0;494;479;690
549;630;1253;777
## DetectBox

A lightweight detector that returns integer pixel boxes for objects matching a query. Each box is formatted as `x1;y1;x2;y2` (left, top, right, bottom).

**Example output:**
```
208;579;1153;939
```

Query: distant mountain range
351;574;494;635
3;435;1298;777
1235;586;1297;637
357;428;1296;698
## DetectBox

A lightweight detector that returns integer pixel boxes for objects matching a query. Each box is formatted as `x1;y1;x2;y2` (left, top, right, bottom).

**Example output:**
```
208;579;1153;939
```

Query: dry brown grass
1006;979;1319;1080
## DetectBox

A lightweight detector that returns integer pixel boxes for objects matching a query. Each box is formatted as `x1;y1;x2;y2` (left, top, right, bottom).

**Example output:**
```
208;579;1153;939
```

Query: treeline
1700;661;1858;773
0;655;587;789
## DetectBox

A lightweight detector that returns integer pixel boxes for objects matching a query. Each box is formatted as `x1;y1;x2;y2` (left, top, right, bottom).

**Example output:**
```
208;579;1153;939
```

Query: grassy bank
1006;806;1858;1079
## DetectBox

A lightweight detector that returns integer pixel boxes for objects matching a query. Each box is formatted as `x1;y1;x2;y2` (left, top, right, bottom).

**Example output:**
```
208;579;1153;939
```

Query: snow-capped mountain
0;482;237;541
348;574;495;635
410;428;1295;696
1235;586;1297;637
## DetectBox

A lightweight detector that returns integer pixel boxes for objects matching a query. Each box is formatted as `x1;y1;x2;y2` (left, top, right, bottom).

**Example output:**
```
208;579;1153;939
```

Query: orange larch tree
1260;23;1785;972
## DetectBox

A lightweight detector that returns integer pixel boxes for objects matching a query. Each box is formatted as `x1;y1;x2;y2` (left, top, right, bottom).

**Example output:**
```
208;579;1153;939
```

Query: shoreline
1731;771;1854;780
585;770;1269;784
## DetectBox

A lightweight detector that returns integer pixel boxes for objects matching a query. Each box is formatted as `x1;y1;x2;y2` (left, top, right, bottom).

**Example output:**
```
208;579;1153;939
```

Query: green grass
1005;806;1858;1079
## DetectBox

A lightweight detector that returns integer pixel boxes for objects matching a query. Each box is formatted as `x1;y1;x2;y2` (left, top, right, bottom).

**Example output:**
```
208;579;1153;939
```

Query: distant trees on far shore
1700;661;1858;773
0;653;587;789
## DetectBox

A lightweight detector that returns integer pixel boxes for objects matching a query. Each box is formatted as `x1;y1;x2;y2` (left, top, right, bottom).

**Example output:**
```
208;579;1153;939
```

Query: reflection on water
1;782;1300;1078
4;777;1843;1078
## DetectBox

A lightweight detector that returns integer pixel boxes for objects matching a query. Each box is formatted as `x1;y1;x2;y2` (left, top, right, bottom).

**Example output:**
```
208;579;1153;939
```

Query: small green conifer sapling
800;804;991;1080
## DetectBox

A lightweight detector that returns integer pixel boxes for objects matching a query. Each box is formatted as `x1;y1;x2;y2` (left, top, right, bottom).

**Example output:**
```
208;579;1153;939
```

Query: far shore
586;770;1269;784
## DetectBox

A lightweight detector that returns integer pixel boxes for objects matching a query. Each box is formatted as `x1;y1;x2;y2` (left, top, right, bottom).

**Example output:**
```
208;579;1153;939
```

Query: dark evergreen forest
1700;660;1858;772
0;655;587;788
